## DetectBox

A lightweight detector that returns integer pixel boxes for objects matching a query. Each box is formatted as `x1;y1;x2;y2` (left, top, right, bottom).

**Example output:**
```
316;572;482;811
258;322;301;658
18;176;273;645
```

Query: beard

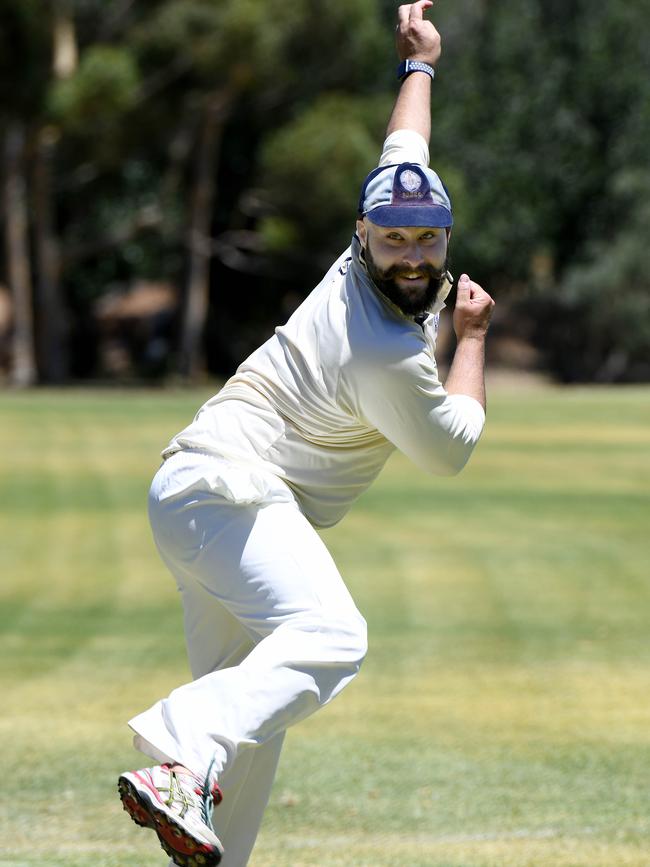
363;240;450;317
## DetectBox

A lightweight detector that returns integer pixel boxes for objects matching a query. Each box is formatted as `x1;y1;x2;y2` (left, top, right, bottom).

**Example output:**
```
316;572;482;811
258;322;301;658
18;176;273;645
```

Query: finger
397;4;411;27
468;284;492;303
469;289;495;313
456;273;471;299
409;0;434;21
467;282;484;299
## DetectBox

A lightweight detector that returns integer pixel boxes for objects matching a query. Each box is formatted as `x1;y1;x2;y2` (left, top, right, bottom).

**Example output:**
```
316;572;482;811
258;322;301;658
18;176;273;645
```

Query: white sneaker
118;763;224;866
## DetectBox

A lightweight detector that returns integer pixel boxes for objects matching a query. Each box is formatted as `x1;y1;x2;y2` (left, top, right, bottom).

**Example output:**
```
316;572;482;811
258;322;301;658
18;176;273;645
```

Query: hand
396;1;442;65
452;274;495;340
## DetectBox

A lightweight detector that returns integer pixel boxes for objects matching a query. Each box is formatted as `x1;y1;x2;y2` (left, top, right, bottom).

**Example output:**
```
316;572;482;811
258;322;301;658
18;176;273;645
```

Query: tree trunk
178;90;231;380
33;127;68;382
4;123;37;387
52;0;78;79
30;0;78;382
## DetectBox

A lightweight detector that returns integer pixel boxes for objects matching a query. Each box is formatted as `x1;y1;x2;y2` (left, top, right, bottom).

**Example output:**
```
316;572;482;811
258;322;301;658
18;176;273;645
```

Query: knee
325;609;368;670
277;607;368;672
351;612;368;667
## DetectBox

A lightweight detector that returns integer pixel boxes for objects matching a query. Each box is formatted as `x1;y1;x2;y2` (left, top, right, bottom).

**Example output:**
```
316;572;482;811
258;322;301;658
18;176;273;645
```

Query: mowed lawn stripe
258;387;650;862
1;393;191;862
0;386;649;865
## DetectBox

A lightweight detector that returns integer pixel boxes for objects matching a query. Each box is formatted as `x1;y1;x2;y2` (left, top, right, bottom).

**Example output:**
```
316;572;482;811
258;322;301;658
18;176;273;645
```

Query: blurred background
1;0;650;387
2;5;650;863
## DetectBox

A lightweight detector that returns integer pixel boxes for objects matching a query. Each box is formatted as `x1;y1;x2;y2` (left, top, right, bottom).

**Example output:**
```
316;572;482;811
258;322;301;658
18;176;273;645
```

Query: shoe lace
159;759;223;830
161;766;197;819
199;756;223;830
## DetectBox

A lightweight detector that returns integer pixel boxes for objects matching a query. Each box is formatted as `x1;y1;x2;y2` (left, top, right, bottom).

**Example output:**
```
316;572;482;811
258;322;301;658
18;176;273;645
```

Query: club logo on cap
392;164;433;204
399;170;422;193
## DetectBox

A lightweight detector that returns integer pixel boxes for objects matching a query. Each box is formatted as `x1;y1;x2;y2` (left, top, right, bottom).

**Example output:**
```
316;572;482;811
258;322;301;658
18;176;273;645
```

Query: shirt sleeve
345;338;486;476
378;129;430;168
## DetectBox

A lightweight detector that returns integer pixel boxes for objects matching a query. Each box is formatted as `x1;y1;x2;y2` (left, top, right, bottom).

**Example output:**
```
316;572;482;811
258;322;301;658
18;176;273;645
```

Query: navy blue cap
358;162;453;228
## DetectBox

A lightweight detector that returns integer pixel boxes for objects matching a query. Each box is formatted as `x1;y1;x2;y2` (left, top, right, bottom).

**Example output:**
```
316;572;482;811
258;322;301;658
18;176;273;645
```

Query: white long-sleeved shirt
162;131;486;527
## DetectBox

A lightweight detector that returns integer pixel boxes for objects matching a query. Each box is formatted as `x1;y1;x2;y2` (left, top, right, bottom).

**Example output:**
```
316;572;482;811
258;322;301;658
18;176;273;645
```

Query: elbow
430;396;486;474
441;442;476;476
425;444;474;477
416;427;483;477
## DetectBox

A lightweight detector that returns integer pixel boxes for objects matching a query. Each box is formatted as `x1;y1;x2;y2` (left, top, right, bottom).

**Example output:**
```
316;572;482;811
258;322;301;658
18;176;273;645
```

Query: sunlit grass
1;385;649;866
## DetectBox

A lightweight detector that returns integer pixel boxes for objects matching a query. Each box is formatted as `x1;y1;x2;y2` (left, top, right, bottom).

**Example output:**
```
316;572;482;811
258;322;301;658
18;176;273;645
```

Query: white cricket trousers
128;451;367;867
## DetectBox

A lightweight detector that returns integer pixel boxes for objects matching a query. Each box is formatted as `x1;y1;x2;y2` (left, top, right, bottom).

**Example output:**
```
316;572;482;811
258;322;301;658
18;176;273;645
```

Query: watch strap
397;59;435;82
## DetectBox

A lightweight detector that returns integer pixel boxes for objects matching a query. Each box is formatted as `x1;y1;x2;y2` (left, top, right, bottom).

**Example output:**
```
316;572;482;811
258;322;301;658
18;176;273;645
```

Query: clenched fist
453;274;495;340
396;1;442;66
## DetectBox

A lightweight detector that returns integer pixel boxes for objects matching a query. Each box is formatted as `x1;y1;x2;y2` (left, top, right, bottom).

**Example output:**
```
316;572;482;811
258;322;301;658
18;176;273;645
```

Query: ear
356;219;367;247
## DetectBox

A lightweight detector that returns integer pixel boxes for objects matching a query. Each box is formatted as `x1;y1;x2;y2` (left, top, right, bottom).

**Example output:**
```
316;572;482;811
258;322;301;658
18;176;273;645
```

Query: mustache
380;262;447;282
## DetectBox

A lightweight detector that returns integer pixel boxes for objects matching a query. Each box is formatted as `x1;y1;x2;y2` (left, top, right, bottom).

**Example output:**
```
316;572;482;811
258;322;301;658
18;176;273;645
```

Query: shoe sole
118;775;223;867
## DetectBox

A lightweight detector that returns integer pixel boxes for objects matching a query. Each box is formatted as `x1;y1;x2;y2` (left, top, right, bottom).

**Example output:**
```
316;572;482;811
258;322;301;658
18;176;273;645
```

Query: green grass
1;384;649;866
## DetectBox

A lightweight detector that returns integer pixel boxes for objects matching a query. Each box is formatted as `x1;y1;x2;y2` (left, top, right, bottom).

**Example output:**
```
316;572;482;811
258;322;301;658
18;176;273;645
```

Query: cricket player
118;3;495;865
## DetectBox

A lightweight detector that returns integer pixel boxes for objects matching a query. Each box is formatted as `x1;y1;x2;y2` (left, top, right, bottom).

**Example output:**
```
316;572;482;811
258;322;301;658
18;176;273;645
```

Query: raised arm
391;4;495;411
386;1;442;143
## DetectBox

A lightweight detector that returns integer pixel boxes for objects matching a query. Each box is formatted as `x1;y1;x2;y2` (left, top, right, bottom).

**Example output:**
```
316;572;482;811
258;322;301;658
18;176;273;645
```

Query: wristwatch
397;59;435;82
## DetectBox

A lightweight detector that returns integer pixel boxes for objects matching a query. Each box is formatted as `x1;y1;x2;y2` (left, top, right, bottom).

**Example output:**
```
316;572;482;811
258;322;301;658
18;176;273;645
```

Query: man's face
356;219;449;316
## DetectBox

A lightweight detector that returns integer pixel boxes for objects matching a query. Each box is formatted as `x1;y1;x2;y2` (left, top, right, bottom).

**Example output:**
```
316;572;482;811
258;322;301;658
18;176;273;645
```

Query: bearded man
118;3;494;865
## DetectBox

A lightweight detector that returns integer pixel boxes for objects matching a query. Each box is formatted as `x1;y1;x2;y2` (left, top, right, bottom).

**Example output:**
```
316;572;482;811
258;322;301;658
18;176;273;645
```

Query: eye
419;231;438;241
385;232;403;241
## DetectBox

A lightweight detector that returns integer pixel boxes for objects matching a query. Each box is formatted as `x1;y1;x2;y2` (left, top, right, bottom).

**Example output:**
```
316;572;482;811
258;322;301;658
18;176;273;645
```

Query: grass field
1;384;649;866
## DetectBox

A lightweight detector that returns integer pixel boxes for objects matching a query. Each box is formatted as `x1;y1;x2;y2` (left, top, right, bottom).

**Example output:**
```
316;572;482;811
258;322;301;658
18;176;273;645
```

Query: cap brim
365;204;453;228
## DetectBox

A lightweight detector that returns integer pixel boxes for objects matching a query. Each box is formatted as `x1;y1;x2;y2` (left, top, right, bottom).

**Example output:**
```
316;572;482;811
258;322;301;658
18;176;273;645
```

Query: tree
0;0;49;385
421;0;650;381
132;0;389;378
4;124;36;385
2;0;649;384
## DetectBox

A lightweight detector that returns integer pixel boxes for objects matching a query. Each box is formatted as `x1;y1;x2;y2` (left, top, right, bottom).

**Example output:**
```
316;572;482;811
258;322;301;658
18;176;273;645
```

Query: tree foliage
49;45;139;132
432;0;650;380
258;93;392;263
0;0;649;383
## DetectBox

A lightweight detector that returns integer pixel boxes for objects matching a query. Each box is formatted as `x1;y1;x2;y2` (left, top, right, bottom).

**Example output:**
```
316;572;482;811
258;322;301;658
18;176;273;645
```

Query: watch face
398;59;433;81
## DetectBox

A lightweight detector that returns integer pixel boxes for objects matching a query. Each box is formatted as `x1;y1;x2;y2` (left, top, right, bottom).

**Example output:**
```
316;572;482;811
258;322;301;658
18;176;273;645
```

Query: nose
401;243;425;269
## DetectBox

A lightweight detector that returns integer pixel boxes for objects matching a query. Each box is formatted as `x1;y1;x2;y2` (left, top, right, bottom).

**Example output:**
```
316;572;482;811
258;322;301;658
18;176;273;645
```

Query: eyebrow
383;229;439;236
